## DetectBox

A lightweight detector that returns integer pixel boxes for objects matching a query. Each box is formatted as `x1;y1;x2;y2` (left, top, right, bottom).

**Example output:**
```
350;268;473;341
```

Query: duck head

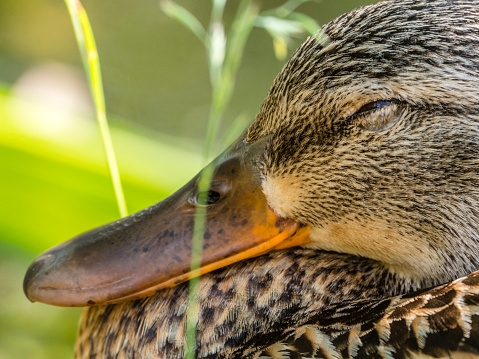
23;135;311;306
24;0;479;307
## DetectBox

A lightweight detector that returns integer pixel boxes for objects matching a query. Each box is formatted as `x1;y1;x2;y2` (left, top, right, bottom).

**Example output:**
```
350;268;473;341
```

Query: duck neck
308;218;479;286
75;248;422;359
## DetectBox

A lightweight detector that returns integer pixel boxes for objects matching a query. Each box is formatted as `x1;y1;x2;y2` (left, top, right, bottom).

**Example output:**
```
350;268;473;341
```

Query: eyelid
353;100;404;132
355;100;394;115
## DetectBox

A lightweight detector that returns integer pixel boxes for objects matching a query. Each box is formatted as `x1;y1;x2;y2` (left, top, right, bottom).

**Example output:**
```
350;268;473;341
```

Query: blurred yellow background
0;1;378;358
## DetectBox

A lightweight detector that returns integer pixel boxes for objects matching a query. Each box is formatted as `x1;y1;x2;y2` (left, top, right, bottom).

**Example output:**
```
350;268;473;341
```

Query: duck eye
356;100;392;114
195;190;221;206
352;100;403;132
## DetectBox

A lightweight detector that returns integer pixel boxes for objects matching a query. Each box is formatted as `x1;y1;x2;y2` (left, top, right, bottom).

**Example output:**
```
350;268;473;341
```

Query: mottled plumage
75;0;479;357
77;250;414;358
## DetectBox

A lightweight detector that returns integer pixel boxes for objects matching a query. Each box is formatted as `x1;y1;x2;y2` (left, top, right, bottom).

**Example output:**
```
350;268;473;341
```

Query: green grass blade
209;0;227;82
185;2;259;356
64;0;128;218
202;0;257;159
161;1;207;44
263;0;311;17
288;12;322;35
185;164;214;359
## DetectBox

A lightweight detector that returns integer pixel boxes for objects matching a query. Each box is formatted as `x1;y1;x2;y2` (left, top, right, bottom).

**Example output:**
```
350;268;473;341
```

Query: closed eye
355;100;394;116
351;100;404;132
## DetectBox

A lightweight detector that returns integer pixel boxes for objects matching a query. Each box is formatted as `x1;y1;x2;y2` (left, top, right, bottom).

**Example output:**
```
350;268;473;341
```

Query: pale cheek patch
307;220;443;281
262;175;303;219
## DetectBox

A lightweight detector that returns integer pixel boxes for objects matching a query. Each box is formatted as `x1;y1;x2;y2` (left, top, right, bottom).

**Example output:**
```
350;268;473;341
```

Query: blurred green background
0;0;378;358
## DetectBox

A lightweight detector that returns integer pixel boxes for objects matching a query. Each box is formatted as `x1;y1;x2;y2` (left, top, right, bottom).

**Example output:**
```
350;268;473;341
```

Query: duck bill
24;136;311;307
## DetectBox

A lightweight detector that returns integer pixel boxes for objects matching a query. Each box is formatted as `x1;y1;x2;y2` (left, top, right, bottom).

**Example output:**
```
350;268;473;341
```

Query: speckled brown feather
76;251;479;358
76;0;479;357
253;272;479;359
76;249;419;358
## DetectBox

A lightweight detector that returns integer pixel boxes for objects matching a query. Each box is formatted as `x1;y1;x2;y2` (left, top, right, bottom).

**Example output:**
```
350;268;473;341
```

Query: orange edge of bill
100;225;311;305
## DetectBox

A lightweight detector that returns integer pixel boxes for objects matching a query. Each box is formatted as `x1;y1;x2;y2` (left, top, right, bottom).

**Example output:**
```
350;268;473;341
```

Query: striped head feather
247;0;479;284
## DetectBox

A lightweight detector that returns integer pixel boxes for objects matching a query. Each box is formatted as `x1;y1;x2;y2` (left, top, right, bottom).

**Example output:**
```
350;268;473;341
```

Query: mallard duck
23;0;479;357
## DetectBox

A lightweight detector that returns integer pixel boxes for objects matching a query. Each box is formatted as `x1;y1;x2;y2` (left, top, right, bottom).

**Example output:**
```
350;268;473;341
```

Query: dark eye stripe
356;100;392;114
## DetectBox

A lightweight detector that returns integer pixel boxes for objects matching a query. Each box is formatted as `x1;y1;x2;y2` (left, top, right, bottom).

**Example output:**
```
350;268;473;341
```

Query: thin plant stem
64;0;128;218
185;165;214;359
184;2;259;357
204;0;257;161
